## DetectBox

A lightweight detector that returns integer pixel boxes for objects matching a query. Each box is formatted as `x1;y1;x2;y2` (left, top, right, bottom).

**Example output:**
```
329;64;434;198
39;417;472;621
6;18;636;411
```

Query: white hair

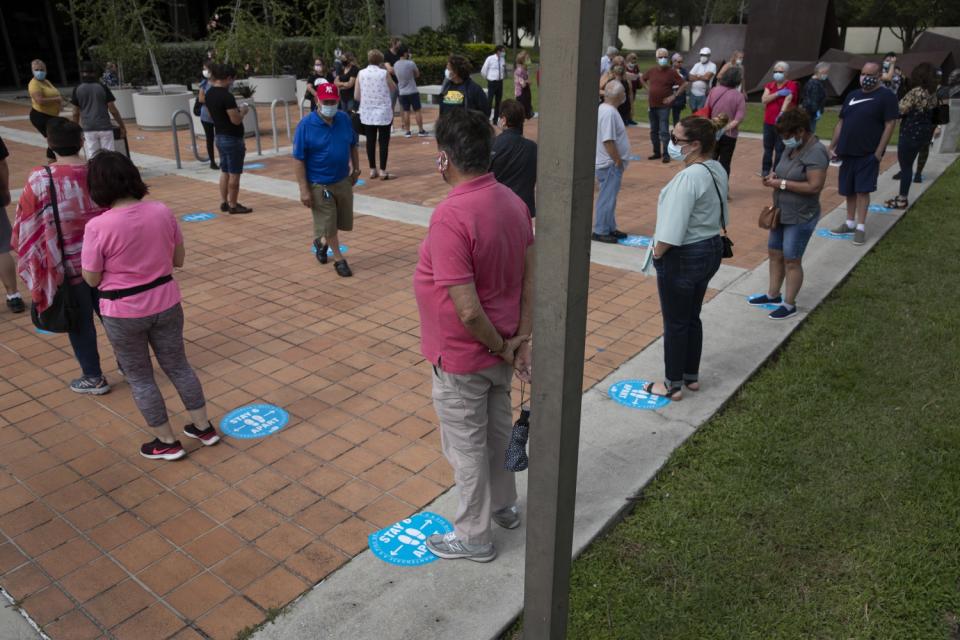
815;62;831;73
606;46;618;56
774;60;790;72
604;80;625;101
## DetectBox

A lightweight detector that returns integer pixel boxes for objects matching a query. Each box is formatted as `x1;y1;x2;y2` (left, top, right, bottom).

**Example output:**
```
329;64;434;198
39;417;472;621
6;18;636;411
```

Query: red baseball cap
316;82;339;102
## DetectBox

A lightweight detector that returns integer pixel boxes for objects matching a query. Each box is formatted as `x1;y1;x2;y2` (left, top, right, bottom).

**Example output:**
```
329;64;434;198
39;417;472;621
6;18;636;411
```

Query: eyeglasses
670;134;690;145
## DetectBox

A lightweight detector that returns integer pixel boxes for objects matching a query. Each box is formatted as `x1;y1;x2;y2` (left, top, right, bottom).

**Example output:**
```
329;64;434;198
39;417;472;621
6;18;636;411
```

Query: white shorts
83;130;115;159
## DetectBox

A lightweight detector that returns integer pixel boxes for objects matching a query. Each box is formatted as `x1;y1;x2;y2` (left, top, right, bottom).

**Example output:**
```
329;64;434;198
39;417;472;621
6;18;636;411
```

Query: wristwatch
779;179;787;191
487;336;505;355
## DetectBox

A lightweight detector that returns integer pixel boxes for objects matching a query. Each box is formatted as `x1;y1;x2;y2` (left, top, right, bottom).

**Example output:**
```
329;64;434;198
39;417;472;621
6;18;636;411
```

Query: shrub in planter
400;26;459;57
412;55;451;85
463;43;496;70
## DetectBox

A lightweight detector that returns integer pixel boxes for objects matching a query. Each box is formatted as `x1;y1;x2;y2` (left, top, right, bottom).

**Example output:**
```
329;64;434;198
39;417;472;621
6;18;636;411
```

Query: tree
211;0;294;76
58;0;154;86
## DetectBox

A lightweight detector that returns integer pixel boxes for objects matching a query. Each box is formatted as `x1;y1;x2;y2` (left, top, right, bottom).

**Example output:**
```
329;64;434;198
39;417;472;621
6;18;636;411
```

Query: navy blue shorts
215;134;246;175
398;93;422;112
838;154;880;196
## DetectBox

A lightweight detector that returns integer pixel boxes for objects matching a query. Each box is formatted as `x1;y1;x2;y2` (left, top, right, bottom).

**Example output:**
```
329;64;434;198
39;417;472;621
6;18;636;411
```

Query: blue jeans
215;134;246;175
68;280;103;378
653;236;722;386
762;122;784;177
671;103;685;128
688;94;707;112
594;164;624;235
649;107;670;156
767;214;818;260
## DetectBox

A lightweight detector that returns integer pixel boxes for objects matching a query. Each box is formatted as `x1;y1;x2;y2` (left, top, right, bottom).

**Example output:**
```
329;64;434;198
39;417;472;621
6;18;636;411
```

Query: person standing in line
204;64;253;215
800;62;830;135
356;49;397;180
394;46;428;138
197;61;218;170
881;53;902;95
383;37;403;116
717;50;746;94
481;45;507;124
514;51;534;120
304;57;334;113
592;81;630;244
885;63;940;210
0;135;24;313
600;56;636;125
415;108;534;563
910;67;951;183
293;83;361;278
439;55;489;116
624;53;642;126
490;99;537;217
827;62;898;246
82;152;220;461
760;61;798;177
13;119;109;394
754;109;830;320
707;67;747;179
687;47;717;112
600;46;618;75
641;48;687;163
101;62;120;88
670;53;689;128
28;60;62;162
335;53;360;112
71;61;126;159
642;117;726;400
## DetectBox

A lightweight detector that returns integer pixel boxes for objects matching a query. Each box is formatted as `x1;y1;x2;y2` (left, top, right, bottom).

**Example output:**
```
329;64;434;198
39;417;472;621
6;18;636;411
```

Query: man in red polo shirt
414;108;534;563
641;47;687;163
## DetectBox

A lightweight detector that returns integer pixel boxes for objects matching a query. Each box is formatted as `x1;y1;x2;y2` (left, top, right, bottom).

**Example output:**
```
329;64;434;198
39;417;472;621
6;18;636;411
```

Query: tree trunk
603;0;618;49
494;0;503;45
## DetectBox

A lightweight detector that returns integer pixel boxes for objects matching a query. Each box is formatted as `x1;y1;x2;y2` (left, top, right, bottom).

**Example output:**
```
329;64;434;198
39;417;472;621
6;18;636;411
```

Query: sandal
884;196;908;209
643;381;682;401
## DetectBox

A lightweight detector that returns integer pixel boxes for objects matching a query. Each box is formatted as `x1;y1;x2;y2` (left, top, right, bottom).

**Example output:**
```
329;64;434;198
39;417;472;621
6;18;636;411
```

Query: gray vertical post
512;0;518;60
522;0;602;638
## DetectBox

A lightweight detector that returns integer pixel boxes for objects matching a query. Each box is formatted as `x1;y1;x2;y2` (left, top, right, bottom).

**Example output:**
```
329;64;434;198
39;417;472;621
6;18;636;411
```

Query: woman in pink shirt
82;152;219;461
514;51;533;120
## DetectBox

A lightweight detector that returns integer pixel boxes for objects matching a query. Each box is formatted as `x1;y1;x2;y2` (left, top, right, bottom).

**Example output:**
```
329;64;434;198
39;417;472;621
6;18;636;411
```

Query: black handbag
700;163;734;259
30;167;78;333
934;102;949;126
192;97;203;117
504;382;530;472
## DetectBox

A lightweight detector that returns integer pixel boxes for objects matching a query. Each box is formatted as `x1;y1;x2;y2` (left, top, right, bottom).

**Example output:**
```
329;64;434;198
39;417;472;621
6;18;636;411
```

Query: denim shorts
215;134;246;175
768;215;819;260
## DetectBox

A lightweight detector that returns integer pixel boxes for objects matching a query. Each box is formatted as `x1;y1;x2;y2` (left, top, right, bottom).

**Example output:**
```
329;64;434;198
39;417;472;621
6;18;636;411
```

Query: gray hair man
640;48;687;163
592;80;631;243
600;45;619;75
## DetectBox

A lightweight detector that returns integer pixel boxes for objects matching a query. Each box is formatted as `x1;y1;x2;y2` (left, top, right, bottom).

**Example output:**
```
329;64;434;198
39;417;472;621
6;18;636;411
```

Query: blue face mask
782;136;801;149
33;70;46;81
772;72;785;82
319;104;338;118
658;57;669;67
667;140;689;161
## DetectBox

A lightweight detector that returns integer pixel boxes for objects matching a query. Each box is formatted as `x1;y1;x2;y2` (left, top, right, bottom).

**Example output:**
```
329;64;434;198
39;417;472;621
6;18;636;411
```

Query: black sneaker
314;239;329;264
183;423;221;446
140;438;187;461
220;201;229;212
661;155;670;164
648;153;661;160
5;296;24;313
210;161;220;170
611;230;627;240
892;172;901;180
768;305;798;320
334;260;353;277
70;376;110;395
914;173;923;184
228;204;253;214
591;233;618;244
748;294;782;306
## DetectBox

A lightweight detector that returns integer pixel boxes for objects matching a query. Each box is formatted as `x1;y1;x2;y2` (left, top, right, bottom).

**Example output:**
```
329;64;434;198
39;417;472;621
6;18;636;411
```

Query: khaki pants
310;177;354;239
431;361;517;547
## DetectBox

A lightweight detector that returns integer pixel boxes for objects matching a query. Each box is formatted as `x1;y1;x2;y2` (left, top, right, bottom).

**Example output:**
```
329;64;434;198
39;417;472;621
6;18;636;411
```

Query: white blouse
358;66;393;126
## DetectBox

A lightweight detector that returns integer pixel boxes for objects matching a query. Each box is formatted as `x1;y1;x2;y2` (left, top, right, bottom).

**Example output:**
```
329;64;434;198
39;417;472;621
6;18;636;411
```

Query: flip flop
643;381;682;401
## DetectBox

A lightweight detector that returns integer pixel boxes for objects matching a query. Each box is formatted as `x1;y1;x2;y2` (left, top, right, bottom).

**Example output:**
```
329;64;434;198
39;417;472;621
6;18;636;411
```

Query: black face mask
52;145;82;157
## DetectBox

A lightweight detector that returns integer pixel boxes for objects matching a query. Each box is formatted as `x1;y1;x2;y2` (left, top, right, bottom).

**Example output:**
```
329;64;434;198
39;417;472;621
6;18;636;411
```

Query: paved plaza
0;94;928;640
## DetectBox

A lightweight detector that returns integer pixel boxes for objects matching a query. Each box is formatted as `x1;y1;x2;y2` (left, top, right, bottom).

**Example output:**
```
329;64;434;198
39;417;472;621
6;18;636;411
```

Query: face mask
320;104;338;118
820;73;829;81
437;152;450;183
735;59;743;66
667;140;689;161
202;69;211;79
700;55;709;63
883;61;891;70
773;72;785;82
33;70;46;81
52;145;81;157
782;136;801;149
444;68;452;80
613;66;624;74
861;75;879;90
499;53;505;59
657;57;668;67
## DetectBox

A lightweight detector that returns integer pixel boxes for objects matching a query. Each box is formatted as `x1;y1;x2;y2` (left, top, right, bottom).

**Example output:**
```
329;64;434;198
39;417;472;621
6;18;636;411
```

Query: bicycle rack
248;103;263;156
171;109;208;170
270;98;292;154
300;99;311;120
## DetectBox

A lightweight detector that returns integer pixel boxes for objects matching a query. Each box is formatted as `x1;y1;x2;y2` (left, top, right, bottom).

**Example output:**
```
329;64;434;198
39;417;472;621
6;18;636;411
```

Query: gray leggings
101;303;205;427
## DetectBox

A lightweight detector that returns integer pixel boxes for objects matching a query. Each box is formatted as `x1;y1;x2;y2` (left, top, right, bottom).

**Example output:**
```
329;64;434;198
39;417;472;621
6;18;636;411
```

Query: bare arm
107;102;125;134
386;74;397;93
447;283;528;364
173;243;185;268
81;269;102;287
875;120;896;159
763;167;827;194
829;118;843;153
294;159;312;208
226;105;248;126
71;104;81;124
354;77;361;105
761;87;776;104
514;245;535;382
604;140;623;169
30;90;61;105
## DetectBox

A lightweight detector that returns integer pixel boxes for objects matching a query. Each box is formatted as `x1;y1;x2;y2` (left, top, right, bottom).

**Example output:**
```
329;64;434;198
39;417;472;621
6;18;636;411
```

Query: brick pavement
0;100;898;638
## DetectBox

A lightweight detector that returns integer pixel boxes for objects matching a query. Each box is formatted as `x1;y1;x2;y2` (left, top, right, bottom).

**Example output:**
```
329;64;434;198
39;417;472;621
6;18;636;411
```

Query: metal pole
512;0;518;60
522;0;602;637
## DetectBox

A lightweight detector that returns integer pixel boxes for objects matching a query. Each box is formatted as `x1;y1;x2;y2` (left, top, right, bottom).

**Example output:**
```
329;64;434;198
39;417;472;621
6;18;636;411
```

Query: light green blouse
642;160;728;274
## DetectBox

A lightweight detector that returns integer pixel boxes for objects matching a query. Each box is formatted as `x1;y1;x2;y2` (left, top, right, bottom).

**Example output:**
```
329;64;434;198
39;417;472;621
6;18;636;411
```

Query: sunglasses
670;134;690;145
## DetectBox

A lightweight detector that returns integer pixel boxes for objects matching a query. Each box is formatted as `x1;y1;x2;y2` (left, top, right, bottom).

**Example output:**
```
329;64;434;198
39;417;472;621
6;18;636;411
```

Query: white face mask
202;69;211;79
444;68;452;80
667;140;690;161
700;55;709;63
320;104;338;118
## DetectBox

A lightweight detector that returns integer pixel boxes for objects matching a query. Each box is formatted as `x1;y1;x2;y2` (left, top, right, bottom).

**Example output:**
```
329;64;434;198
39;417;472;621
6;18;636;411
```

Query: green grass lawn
508;159;960;638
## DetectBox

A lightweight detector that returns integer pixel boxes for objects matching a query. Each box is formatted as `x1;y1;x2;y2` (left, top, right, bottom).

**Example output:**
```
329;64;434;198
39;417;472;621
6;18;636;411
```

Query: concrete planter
140;84;189;94
247;75;297;104
189;97;258;139
132;91;192;130
112;87;137;120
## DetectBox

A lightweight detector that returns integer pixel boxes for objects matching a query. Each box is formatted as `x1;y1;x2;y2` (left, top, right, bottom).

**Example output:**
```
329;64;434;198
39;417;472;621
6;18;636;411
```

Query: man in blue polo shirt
293;83;361;277
828;61;898;246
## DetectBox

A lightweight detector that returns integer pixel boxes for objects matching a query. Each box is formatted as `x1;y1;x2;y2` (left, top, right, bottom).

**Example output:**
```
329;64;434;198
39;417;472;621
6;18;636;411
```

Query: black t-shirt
305;73;334;108
836;87;899;157
204;86;244;137
491;128;538;217
338;66;359;103
384;50;400;83
0;135;8;162
439;79;490;116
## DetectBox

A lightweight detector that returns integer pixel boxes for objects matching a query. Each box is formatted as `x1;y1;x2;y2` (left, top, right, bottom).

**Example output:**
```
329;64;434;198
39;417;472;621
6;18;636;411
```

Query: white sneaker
426;532;497;562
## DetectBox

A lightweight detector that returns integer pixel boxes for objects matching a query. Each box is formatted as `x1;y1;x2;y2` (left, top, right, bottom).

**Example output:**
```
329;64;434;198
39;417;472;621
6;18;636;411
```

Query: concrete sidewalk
253;152;958;640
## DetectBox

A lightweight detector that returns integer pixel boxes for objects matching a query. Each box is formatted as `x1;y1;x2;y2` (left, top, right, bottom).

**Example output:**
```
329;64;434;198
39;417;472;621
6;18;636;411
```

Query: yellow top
28;78;61;116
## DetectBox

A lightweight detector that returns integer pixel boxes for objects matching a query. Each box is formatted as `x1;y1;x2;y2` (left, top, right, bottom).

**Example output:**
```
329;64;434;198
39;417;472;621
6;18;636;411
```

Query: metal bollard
171;109;209;169
269;99;292;154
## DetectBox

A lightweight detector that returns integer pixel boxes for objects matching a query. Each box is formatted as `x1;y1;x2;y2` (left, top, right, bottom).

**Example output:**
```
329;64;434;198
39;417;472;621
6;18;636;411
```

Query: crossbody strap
99;274;174;300
42;166;69;271
696;162;727;233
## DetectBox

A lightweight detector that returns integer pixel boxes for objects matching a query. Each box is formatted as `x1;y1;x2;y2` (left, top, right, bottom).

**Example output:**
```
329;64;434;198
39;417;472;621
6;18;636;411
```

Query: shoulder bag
699;163;734;259
30;167;78;333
